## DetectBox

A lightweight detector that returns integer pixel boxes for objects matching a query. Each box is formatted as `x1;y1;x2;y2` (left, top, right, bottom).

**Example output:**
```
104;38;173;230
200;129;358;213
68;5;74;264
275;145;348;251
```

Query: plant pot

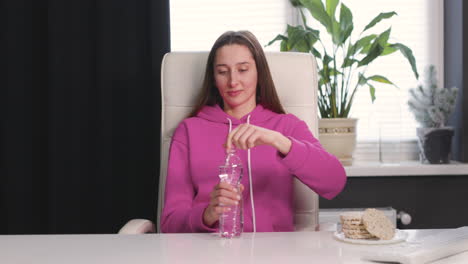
318;118;358;166
416;127;454;164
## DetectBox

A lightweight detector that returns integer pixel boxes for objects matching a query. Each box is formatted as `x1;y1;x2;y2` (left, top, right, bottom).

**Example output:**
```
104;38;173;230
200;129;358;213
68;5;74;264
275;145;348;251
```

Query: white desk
1;230;467;264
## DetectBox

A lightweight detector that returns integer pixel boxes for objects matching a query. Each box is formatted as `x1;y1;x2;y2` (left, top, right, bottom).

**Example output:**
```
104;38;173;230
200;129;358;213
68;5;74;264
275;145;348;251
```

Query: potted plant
408;65;458;164
268;0;419;165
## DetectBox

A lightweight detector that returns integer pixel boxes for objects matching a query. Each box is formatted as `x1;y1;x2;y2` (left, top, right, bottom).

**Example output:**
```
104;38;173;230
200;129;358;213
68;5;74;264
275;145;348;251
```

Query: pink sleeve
278;120;347;200
160;123;217;233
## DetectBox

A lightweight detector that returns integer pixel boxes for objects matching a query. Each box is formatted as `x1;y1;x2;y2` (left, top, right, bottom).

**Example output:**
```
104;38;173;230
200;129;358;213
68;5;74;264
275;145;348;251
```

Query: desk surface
1;230;467;264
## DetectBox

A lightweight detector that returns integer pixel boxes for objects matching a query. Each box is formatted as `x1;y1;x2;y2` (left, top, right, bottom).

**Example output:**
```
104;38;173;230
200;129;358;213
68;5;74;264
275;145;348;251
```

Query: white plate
333;229;408;245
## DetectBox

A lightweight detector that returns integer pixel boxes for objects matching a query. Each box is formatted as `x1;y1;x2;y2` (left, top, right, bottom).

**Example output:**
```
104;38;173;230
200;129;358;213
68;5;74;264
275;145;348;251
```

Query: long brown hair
189;30;286;117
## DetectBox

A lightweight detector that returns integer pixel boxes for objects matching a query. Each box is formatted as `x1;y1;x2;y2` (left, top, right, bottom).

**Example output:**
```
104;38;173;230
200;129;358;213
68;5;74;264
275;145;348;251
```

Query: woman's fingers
231;124;252;149
211;190;240;206
204;204;230;226
237;126;256;149
226;124;278;151
210;182;241;206
217;181;237;192
227;124;256;150
212;182;237;196
205;182;245;226
213;206;230;214
225;125;237;151
245;130;261;149
226;124;248;150
211;196;239;206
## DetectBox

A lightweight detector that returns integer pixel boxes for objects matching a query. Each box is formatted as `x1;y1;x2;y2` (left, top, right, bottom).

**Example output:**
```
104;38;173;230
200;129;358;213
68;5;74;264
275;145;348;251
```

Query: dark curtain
1;0;170;234
445;0;468;162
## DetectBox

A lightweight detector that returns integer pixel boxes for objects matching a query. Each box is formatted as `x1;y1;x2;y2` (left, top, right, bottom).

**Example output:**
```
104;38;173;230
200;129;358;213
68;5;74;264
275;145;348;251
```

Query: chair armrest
118;219;156;234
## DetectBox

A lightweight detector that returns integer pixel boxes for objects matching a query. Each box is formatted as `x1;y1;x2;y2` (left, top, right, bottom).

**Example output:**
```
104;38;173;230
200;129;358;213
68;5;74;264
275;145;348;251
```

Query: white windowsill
345;161;468;177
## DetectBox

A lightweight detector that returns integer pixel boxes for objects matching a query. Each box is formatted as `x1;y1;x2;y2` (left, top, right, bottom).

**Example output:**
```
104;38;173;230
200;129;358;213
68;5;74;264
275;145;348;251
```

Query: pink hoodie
161;104;346;233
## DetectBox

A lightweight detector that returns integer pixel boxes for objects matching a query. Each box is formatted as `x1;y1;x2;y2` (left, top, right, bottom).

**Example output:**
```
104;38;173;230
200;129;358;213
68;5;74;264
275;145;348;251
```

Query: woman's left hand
225;124;292;155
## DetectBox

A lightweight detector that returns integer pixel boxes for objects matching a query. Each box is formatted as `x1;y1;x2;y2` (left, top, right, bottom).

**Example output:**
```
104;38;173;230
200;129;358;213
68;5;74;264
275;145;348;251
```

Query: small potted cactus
408;65;458;164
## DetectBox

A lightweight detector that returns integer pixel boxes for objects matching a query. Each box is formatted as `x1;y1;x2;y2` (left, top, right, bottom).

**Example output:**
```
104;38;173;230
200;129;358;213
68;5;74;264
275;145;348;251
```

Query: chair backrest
158;51;319;232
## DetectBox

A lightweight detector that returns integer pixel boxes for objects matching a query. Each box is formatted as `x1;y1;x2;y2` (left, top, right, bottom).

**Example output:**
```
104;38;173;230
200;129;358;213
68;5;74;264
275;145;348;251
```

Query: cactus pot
416;127;454;164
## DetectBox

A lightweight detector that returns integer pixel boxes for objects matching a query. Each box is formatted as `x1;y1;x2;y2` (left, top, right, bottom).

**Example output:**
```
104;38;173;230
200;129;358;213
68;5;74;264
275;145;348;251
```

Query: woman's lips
227;90;242;97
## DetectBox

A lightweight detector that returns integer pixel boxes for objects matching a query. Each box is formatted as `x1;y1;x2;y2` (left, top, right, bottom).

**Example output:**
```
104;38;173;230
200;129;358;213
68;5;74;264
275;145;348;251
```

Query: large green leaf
290;36;310;52
331;20;341;45
358;34;378;54
368;75;394;85
326;0;339;18
280;24;320;52
266;34;288;48
358;44;384;66
322;53;333;66
347;34;376;57
286;25;301;50
285;25;307;52
358;28;391;67
299;0;332;33
320;54;333;84
305;27;320;46
342;58;358;68
381;44;398;56
280;40;288;52
339;3;353;44
390;43;419;79
325;0;341;45
312;47;322;59
376;27;391;46
368;83;376;102
363;11;397;32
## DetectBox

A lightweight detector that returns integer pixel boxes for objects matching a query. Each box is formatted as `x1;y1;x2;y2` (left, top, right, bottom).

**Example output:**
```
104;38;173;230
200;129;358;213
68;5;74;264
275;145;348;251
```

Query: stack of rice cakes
340;208;395;240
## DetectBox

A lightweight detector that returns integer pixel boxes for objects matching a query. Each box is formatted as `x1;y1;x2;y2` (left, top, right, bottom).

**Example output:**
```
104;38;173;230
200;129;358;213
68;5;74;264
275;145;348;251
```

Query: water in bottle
218;149;243;238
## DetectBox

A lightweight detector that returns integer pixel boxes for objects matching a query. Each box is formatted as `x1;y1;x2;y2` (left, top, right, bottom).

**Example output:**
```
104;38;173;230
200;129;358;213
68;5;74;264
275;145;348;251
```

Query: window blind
170;0;294;52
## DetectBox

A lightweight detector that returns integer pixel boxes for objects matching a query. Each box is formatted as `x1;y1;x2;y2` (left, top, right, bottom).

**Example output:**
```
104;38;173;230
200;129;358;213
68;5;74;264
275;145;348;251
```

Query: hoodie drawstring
246;115;256;233
227;117;256;233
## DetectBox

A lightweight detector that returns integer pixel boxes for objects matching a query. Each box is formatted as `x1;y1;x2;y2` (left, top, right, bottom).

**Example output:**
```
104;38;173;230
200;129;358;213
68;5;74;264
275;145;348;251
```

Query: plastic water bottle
218;148;243;238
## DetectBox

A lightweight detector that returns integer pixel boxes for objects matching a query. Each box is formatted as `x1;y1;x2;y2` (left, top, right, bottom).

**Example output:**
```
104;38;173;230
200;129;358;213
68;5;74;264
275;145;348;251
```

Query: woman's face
214;44;258;111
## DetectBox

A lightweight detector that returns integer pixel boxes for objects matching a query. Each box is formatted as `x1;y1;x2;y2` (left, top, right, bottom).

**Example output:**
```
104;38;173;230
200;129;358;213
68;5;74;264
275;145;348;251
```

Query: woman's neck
224;101;256;120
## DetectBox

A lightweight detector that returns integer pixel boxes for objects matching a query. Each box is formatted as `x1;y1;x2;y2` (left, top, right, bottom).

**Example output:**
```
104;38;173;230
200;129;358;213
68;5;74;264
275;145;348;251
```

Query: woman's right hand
203;182;244;227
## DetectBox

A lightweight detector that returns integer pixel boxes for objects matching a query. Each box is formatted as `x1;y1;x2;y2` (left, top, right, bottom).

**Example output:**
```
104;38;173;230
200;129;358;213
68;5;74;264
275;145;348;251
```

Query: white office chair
119;51;319;234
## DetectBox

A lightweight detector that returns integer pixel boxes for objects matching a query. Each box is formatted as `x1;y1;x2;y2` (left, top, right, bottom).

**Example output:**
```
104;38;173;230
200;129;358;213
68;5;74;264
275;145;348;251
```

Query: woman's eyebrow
215;62;250;67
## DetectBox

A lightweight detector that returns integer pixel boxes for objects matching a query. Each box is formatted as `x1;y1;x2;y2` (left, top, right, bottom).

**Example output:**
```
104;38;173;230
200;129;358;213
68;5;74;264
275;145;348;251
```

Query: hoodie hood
196;104;277;125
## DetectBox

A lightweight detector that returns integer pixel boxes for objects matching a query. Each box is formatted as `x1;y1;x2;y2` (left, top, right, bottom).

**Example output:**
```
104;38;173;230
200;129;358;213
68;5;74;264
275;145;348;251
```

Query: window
170;0;294;52
170;0;444;163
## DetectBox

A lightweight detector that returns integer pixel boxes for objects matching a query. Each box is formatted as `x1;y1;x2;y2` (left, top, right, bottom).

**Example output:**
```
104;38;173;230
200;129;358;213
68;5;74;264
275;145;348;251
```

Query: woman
161;30;346;233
